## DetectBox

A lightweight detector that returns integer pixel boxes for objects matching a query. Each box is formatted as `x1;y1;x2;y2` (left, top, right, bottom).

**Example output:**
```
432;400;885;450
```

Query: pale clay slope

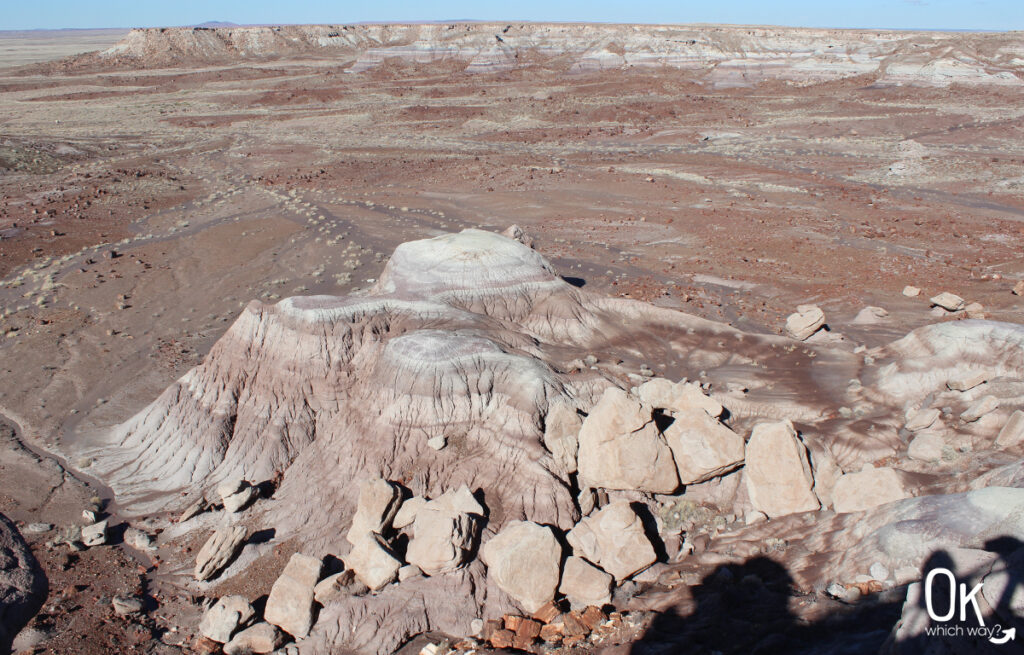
92;24;1024;87
80;229;1024;654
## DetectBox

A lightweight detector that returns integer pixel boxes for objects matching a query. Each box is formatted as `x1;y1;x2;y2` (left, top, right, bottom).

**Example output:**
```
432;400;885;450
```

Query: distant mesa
48;22;1021;89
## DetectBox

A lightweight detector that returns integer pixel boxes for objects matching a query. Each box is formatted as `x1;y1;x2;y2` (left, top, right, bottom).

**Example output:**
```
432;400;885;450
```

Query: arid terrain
0;23;1023;655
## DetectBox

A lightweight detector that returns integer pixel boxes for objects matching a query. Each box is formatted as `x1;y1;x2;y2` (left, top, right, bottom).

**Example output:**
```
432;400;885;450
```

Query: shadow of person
984;536;1024;629
631;557;797;655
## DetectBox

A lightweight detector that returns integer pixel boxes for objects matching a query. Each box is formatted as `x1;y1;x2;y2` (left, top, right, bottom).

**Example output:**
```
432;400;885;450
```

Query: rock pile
89;229;1024;654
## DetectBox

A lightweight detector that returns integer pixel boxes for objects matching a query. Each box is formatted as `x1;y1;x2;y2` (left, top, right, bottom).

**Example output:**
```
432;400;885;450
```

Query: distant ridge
192;21;238;28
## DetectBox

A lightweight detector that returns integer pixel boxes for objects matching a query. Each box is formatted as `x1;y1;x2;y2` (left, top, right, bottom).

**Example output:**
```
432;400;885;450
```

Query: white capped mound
83;228;1024;654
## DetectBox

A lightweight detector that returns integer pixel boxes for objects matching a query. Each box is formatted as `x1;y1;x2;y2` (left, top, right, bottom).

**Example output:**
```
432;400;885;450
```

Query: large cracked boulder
566;501;657;581
663;408;745;484
744;420;820;518
481;521;562;613
405;486;484;576
264;553;323;638
576;388;679;494
346;477;402;545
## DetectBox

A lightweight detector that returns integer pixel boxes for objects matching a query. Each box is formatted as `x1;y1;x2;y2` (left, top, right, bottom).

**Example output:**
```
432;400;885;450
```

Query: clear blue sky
3;0;1022;31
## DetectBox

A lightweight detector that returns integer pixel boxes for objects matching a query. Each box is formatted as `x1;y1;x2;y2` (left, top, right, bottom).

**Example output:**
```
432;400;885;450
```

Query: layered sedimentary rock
85;24;1024;89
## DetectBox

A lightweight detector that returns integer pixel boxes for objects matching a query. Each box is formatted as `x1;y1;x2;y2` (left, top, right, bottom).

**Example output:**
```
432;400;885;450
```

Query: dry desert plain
0;22;1023;655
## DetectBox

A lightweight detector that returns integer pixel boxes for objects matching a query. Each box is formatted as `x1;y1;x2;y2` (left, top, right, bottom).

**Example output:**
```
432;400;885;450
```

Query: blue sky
3;0;1022;31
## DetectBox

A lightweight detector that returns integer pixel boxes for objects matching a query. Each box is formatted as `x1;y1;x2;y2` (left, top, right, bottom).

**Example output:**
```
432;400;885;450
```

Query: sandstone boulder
81;520;108;547
200;595;255;643
947;371;987;392
904;407;941;432
346;477;402;545
405;485;484;576
960;395;999;422
391;496;427;530
832;468;912;514
264;552;323;638
566;501;656;581
902;285;920;297
907;433;945;462
744;420;820;518
542;402;582;475
930;292;965;312
344;534;402;591
558;556;613;609
576;388;679;494
636;378;723;418
480;521;562;613
785;305;825;340
663;408;744;484
219;480;257;514
194;525;247;581
223;622;283;655
313;570;368;604
996;411;1024;449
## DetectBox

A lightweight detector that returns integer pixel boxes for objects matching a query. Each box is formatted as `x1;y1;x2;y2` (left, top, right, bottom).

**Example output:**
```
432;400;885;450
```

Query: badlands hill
77;228;1024;654
65;23;1024;86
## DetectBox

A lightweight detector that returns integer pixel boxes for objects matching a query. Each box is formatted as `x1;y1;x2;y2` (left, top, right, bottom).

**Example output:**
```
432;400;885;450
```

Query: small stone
22;523;53;534
398;564;422;581
427;435;447;450
81;520;108;547
112;595;144;617
964;302;986;319
1013;280;1024;296
490;629;515;649
123;527;155;551
200;596;255;643
826;582;847;599
961;395;999;422
82;509;98;523
905;407;941;432
902;286;920;297
194;525;247;581
222;485;257;514
930;292;966;312
264;553;322;638
532;600;562;624
947;371;987;392
870;562;890;581
223;623;283;655
580;605;607;630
